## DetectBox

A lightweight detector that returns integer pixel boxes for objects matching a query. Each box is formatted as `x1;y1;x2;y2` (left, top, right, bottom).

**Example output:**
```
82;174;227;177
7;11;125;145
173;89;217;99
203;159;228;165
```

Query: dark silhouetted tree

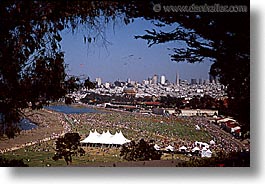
65;76;79;93
84;77;96;90
120;139;162;161
52;133;85;165
0;0;126;137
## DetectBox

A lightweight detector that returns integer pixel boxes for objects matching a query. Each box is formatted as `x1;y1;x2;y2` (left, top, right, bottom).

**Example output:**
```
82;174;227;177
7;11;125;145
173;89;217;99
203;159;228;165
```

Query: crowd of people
64;110;249;157
1;107;249;159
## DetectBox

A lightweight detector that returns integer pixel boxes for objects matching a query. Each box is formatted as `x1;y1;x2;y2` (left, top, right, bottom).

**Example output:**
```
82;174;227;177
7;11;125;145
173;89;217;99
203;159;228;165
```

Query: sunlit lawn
1;141;191;167
1;141;122;167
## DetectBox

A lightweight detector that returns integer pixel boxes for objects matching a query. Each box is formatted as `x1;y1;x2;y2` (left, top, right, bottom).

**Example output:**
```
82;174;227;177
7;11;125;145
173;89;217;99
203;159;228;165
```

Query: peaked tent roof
97;130;114;144
81;130;101;143
111;131;131;145
80;130;131;145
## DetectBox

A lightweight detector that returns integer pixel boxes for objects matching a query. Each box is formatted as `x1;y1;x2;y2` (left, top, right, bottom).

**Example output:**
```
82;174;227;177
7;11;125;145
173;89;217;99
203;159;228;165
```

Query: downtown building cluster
73;74;227;101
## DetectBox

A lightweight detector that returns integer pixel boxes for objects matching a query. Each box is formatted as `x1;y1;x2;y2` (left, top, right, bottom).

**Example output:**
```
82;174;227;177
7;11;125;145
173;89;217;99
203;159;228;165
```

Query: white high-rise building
105;82;110;89
95;77;102;87
160;75;166;85
142;80;149;85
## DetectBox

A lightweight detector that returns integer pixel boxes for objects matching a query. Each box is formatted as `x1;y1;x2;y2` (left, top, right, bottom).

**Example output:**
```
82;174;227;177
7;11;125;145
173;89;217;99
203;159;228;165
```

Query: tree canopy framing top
0;0;250;138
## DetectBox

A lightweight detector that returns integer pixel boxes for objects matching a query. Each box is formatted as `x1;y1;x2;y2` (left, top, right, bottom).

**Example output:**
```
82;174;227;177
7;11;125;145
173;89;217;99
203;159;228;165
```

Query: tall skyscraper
95;77;102;87
152;74;158;84
176;72;180;86
148;77;152;84
191;78;197;85
104;82;110;88
142;80;149;85
199;78;203;85
160;75;166;85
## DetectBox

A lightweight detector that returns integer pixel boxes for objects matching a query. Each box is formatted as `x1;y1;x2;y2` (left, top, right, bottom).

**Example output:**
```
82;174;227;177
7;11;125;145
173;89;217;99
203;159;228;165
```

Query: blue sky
61;18;213;83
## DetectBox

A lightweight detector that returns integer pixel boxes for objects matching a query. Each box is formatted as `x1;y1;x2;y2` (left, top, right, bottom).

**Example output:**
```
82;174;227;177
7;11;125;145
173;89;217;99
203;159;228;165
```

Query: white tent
209;140;215;145
201;147;207;157
93;129;100;136
80;130;93;143
195;141;209;149
154;144;160;150
80;130;100;144
205;149;212;158
97;130;114;144
111;131;131;145
195;125;201;130
192;147;200;152
165;145;174;152
179;145;187;152
213;115;218;119
81;130;130;145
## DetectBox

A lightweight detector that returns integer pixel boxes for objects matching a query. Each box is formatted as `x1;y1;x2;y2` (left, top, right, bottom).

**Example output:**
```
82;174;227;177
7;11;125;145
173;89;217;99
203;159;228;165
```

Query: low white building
179;109;218;117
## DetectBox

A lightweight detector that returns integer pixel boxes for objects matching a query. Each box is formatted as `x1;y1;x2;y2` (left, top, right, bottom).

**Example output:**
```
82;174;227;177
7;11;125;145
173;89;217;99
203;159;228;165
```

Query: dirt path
0;109;66;153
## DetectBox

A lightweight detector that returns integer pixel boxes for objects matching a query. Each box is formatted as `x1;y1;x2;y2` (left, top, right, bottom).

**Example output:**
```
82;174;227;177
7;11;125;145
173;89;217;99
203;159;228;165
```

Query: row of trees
65;76;95;93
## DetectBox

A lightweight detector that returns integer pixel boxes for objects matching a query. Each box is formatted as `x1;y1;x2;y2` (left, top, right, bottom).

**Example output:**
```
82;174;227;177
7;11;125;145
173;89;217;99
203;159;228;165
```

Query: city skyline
61;18;213;83
90;72;215;85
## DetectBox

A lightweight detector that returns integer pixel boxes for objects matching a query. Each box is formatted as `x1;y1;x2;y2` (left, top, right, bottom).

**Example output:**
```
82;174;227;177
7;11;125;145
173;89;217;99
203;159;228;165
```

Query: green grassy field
73;112;212;143
1;141;123;167
1;110;212;167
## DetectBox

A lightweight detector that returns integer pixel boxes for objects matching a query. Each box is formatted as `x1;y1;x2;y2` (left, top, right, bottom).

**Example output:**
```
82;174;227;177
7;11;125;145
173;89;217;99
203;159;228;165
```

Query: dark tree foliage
132;0;250;129
188;95;217;109
0;0;128;138
52;133;85;165
65;76;79;93
159;95;184;108
84;77;96;90
176;150;250;167
0;0;250;138
0;156;29;167
120;139;162;161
